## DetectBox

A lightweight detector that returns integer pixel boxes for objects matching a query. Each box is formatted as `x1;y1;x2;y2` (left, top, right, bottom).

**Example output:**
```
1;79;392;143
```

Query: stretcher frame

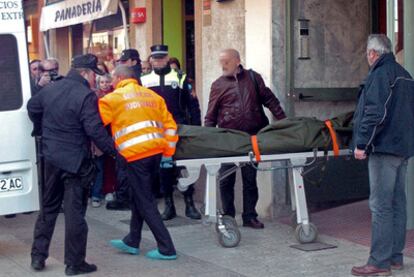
176;149;351;246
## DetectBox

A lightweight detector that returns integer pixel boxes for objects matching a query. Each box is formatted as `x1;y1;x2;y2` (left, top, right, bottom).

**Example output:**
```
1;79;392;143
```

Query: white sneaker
105;193;114;202
92;200;101;208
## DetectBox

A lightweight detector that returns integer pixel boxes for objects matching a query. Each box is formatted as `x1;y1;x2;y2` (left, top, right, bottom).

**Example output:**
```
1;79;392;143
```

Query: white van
0;0;39;215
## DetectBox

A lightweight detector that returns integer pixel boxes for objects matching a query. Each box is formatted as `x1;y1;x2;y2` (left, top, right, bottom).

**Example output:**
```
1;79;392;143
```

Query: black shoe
161;195;176;220
106;200;130;211
31;259;45;271
242;218;264;229
184;195;201;220
65;261;97;276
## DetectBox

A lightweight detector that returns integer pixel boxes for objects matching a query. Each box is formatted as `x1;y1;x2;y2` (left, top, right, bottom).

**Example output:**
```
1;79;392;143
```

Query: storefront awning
39;0;119;32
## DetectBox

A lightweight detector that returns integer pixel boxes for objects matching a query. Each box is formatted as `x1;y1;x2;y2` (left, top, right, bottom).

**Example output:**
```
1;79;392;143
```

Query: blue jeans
367;153;408;269
91;156;104;201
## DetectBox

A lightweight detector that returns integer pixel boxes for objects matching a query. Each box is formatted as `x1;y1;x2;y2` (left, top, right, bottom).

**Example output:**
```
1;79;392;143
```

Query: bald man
205;48;286;229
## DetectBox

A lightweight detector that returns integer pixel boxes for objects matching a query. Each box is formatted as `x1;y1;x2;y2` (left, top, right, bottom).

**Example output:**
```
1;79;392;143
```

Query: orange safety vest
98;78;178;162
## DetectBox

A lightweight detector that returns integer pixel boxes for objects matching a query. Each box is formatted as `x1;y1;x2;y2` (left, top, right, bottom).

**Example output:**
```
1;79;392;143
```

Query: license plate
0;177;23;192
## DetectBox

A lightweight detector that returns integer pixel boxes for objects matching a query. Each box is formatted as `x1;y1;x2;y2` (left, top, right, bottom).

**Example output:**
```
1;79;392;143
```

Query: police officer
101;65;177;260
141;45;201;220
106;48;143;211
28;54;120;275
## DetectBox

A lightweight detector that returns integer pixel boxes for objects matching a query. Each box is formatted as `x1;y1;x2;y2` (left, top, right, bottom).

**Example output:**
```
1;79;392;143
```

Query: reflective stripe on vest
117;132;163;151
114;120;163;140
164;128;177;136
168;141;177;148
141;70;186;89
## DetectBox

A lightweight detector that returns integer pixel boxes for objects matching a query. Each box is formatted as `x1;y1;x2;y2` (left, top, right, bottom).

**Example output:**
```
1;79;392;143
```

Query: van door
0;1;39;215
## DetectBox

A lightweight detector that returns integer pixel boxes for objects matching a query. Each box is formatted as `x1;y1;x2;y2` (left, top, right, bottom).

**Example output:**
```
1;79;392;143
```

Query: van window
0;34;23;111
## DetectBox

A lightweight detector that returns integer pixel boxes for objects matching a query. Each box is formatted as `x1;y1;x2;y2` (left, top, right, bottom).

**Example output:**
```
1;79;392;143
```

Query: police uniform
141;44;201;220
99;76;177;258
28;54;118;275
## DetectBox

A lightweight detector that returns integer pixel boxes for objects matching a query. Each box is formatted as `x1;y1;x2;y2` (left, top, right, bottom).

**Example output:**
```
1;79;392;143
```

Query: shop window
0;35;23;111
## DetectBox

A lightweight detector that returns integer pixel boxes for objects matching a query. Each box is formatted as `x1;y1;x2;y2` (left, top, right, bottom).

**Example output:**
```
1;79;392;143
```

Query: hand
160;156;174;168
37;73;51;87
354;148;367;160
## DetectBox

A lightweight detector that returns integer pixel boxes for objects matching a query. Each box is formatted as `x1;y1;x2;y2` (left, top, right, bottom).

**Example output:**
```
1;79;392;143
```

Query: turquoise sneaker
145;249;177;260
109;239;139;255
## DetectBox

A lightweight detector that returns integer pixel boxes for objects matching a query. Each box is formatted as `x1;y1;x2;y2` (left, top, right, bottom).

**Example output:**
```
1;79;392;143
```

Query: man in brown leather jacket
204;48;286;229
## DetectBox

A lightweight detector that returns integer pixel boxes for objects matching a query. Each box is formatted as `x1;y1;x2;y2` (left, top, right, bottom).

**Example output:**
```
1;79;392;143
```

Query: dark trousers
160;167;194;196
115;158;129;202
123;155;176;255
31;160;91;266
219;163;259;222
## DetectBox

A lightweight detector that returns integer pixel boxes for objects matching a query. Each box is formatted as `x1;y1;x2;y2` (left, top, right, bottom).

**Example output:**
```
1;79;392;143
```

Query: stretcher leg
290;158;318;243
204;164;220;222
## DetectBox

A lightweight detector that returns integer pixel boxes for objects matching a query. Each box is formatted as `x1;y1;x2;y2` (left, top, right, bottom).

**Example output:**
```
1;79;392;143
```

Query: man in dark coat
351;34;414;276
204;48;286;229
27;54;119;276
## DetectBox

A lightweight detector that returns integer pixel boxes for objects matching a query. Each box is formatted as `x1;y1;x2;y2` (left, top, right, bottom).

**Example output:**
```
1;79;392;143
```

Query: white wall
245;0;274;218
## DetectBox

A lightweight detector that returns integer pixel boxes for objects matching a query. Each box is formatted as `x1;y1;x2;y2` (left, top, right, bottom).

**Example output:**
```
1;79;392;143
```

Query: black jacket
352;53;414;158
27;69;117;173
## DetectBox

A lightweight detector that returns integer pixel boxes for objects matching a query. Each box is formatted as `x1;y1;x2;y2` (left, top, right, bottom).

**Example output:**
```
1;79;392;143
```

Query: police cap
118;49;140;62
150;44;168;58
71;54;104;75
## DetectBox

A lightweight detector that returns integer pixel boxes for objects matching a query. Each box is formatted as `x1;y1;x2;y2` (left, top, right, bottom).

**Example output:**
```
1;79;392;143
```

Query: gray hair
367;34;392;55
96;73;112;84
113;65;135;79
41;58;59;70
220;48;241;61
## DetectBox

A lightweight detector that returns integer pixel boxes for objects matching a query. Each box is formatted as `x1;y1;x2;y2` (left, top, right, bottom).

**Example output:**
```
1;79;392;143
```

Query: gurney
176;149;351;247
174;113;354;248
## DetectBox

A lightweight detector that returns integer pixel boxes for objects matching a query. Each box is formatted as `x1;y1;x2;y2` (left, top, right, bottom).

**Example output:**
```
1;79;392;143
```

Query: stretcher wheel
215;216;237;233
295;223;318;244
216;216;241;248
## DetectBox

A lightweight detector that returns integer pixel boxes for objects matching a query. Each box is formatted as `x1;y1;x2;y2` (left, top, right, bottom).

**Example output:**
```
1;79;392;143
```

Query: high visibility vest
98;78;178;162
141;69;186;89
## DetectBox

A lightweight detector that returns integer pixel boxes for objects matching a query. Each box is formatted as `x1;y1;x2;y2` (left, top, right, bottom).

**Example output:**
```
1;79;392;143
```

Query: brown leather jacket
204;66;286;134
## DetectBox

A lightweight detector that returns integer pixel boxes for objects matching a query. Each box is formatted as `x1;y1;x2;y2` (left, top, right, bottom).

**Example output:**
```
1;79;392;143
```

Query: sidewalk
1;197;413;277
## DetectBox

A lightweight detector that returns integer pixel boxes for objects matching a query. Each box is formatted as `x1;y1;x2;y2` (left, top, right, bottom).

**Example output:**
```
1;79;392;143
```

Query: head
96;74;112;92
29;59;41;79
141;60;152;74
150;55;169;70
111;65;136;87
149;44;169;70
71;54;105;88
366;34;392;67
219;49;241;77
117;49;140;67
169;57;181;71
39;58;59;80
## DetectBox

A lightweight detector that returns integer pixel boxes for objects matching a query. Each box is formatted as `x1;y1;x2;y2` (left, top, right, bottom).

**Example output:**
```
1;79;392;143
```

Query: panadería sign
40;0;118;31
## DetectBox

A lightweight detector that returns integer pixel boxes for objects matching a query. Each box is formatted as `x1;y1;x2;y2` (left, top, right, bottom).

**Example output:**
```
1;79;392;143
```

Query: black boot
184;194;201;220
106;199;130;211
161;194;176;220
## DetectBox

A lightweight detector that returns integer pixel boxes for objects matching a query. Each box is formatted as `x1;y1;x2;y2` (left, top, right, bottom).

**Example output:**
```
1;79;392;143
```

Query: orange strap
250;135;262;162
324;120;339;156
